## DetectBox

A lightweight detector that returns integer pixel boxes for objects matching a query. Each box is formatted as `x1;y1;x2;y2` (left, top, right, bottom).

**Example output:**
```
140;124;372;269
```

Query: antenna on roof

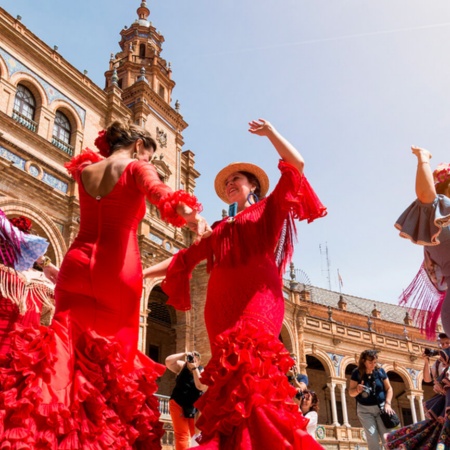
319;242;332;291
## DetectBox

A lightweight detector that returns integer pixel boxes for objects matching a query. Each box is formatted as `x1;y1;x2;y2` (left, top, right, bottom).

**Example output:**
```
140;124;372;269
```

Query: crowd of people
1;116;450;449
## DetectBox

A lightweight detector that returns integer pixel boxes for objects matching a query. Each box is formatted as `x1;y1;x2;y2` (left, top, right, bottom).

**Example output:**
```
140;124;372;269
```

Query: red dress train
0;150;200;449
162;161;327;449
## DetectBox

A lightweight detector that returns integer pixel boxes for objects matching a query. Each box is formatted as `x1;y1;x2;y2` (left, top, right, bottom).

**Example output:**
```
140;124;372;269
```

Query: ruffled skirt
385;394;450;449
0;312;165;449
194;319;323;450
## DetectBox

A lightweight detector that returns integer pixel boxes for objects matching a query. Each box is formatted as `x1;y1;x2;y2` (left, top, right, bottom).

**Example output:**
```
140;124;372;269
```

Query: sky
2;0;450;306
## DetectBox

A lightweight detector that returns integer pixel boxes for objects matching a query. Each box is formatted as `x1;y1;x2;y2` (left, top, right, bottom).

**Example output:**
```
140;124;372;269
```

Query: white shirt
304;410;318;440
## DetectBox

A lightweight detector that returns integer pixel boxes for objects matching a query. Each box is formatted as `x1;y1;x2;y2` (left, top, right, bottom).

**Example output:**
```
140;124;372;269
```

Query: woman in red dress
0;120;209;449
145;119;327;449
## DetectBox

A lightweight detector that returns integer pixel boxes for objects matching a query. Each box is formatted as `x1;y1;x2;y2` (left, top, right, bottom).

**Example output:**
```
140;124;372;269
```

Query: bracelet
385;401;391;405
38;256;52;267
418;161;430;165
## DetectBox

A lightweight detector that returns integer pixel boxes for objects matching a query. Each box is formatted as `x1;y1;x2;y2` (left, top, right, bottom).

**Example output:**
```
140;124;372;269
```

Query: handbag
379;407;400;429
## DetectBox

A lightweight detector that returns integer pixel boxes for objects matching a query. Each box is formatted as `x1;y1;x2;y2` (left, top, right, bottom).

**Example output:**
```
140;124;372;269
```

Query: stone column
338;383;350;427
327;382;340;426
417;394;425;421
407;394;417;423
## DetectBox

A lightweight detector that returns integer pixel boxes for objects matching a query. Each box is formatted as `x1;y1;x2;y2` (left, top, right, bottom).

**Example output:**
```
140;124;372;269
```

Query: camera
186;353;195;363
424;348;439;357
295;389;304;401
360;385;372;399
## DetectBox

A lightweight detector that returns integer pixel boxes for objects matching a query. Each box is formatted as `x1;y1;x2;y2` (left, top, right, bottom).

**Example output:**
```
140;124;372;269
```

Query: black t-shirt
350;367;387;406
170;364;203;409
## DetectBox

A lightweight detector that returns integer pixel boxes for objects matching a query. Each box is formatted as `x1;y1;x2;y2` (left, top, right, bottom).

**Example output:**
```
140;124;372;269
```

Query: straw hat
214;162;269;204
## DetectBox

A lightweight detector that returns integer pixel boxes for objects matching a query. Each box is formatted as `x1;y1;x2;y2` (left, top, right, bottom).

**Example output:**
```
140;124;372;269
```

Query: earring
247;191;259;205
132;152;138;160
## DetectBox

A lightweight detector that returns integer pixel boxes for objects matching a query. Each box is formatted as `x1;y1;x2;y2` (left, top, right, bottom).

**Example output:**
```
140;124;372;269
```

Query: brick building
0;3;436;449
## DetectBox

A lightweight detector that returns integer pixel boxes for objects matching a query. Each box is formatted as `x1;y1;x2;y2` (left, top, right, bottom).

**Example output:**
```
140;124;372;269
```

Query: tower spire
137;1;150;27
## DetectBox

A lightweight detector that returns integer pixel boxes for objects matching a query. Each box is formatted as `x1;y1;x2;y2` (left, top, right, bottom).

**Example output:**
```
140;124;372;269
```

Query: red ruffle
157;190;202;227
278;162;327;224
64;149;103;178
0;313;165;449
194;319;323;449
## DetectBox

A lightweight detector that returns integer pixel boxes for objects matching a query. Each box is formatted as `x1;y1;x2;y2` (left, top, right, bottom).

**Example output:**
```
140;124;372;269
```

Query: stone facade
0;3;439;449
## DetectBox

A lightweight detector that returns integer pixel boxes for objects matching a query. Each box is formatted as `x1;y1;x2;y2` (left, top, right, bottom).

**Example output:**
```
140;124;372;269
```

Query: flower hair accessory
10;216;32;234
433;163;450;185
94;130;111;157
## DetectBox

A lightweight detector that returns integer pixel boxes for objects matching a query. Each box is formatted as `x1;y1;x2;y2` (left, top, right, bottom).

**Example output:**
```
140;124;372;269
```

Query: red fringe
157;190;202;227
64;149;103;178
400;263;446;339
278;162;327;224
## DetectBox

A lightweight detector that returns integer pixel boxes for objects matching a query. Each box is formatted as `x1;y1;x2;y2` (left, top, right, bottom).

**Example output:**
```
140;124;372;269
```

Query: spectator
165;351;207;450
295;390;319;440
349;350;394;450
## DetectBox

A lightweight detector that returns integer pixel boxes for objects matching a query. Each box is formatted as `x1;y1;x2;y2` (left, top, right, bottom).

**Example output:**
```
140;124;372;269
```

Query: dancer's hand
411;146;432;162
248;118;274;137
186;214;212;244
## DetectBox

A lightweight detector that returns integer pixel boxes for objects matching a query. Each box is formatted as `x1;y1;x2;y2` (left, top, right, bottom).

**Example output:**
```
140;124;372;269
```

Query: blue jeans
357;403;388;450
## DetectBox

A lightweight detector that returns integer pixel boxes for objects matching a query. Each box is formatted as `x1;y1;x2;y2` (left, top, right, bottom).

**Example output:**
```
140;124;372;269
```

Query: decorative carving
156;126;168;148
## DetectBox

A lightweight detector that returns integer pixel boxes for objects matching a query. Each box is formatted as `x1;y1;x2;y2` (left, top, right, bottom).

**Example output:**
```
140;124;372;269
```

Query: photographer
294;390;319;440
422;333;450;384
287;354;309;392
349;350;394;450
165;351;207;450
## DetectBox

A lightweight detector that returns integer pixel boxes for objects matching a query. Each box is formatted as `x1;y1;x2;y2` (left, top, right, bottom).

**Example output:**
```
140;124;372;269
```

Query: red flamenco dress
162;161;327;449
0;150;201;449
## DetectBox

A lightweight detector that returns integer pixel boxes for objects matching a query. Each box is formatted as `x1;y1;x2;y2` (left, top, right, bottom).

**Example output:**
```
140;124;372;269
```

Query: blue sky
3;0;450;306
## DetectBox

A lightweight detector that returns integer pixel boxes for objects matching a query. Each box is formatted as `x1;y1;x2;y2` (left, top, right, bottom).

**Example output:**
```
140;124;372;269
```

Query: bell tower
105;1;186;137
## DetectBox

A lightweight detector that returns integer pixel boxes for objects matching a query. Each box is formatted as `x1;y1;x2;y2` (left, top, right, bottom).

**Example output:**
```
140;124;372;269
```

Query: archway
306;355;329;426
146;284;177;396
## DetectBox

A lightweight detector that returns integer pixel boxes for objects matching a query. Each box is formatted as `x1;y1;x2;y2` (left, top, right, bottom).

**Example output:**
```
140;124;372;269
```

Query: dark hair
439;333;449;340
105;120;157;154
358;349;379;379
301;390;319;413
436;179;450;196
239;171;262;198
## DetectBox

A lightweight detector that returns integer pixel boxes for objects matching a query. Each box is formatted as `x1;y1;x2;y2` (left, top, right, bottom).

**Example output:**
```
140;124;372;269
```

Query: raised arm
412;146;436;204
133;161;211;243
248;119;304;174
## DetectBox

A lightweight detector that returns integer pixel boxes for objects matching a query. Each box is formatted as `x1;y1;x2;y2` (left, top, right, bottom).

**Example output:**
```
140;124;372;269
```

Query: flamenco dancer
0;120;210;448
0;213;57;352
145;119;327;449
395;147;450;338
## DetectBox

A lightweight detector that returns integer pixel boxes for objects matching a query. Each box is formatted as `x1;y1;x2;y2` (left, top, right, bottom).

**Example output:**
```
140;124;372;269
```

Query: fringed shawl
0;264;55;315
400;251;446;339
163;161;327;311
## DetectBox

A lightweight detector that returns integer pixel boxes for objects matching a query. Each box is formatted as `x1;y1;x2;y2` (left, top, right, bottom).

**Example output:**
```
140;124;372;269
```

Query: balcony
12;110;37;132
51;136;74;156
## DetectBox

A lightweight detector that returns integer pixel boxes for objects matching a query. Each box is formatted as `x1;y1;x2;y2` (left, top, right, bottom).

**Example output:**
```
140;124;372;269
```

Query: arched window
13;84;37;131
51;110;74;155
53;111;71;144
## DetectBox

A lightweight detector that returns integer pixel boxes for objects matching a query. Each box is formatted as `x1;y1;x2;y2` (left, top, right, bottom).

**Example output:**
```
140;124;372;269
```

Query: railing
12;110;37;132
156;394;171;421
51;136;74;156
